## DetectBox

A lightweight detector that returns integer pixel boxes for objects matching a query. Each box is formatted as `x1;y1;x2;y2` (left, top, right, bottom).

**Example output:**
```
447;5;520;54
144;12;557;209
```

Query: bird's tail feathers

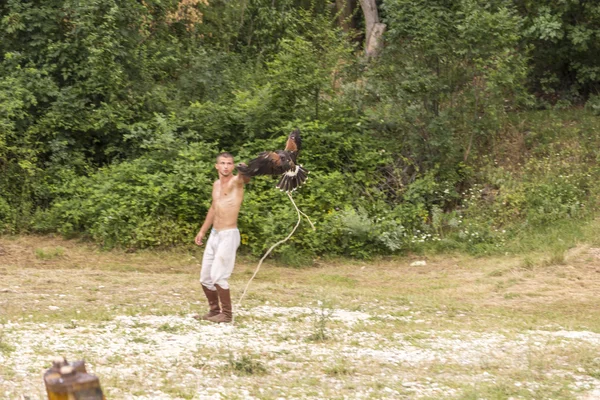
276;165;309;192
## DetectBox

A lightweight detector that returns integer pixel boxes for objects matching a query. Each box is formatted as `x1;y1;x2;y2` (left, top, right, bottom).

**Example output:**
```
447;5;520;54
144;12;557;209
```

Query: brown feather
284;129;301;152
268;152;282;165
284;136;298;152
244;151;289;176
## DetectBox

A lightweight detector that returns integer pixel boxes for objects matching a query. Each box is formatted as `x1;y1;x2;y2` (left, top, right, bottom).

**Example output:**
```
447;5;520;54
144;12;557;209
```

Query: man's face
215;156;234;177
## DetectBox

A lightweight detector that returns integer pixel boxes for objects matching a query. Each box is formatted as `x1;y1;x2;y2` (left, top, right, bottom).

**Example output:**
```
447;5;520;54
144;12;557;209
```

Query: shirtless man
194;152;250;323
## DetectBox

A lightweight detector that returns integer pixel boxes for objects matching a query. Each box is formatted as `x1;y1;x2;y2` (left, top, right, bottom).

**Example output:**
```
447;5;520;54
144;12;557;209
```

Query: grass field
1;235;600;399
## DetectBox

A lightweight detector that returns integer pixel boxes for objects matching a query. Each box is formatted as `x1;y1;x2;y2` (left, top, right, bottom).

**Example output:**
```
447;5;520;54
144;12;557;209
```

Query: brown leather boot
196;285;220;320
207;284;232;323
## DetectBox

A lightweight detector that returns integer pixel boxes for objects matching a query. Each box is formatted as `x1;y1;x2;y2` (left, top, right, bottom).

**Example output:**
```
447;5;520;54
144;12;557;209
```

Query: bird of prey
237;129;309;192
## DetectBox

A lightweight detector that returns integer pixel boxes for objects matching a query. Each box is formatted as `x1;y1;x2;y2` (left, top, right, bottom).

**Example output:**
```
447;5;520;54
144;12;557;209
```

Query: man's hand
195;231;205;246
237;162;251;184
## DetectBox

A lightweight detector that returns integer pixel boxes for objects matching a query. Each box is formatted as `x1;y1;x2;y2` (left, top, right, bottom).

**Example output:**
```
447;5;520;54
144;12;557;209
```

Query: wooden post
44;357;105;400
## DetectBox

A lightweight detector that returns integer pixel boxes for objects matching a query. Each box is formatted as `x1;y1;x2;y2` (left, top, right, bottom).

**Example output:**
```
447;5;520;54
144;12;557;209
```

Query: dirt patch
2;308;600;399
1;236;599;399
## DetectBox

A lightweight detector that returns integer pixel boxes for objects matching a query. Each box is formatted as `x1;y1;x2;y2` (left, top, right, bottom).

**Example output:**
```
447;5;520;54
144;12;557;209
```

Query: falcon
237;129;309;192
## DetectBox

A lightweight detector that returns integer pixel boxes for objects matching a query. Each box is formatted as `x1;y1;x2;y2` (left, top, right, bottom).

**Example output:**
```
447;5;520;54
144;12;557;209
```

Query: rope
233;192;314;325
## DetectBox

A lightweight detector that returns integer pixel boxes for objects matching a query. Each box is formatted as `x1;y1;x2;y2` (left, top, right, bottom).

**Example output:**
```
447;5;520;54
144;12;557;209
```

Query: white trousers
200;228;241;290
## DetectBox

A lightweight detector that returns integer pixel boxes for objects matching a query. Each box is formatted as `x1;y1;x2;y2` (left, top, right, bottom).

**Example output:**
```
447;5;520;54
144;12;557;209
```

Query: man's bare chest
213;182;243;205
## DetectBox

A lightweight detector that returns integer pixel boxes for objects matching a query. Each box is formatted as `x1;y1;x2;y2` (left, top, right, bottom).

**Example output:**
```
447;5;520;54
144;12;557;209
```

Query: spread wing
237;151;292;177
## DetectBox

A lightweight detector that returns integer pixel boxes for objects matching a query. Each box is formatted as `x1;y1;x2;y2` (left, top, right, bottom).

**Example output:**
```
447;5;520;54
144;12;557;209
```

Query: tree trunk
359;0;385;57
336;0;357;33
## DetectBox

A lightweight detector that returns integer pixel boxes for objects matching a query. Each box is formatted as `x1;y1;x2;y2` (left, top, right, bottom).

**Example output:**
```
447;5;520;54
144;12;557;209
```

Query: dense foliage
1;0;600;260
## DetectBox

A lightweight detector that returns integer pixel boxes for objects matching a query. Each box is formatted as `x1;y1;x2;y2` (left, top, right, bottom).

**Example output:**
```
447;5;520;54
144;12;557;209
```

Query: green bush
585;95;600;116
0;196;11;233
37;142;216;248
21;108;600;260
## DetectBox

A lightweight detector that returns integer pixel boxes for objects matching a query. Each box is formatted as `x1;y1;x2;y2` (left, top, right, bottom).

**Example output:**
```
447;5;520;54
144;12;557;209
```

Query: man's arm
195;205;215;246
